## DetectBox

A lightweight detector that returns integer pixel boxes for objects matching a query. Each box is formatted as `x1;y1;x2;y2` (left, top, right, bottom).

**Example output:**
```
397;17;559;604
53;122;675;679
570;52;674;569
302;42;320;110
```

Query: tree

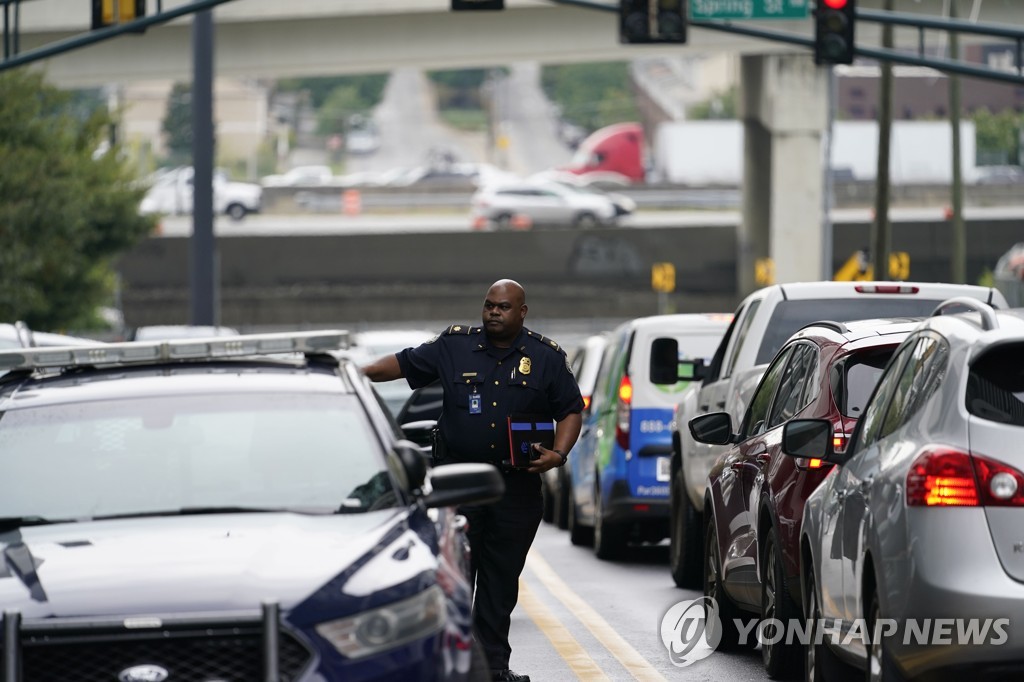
162;81;193;166
540;62;639;133
0;70;156;330
316;85;366;136
688;85;738;120
972;107;1022;165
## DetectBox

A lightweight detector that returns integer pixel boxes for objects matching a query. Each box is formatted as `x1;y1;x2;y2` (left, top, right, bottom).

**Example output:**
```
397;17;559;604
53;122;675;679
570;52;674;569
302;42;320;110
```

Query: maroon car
690;318;916;679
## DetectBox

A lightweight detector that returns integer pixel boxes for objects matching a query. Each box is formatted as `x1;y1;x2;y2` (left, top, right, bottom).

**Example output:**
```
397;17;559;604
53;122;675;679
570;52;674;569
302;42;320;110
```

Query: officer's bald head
482;279;527;345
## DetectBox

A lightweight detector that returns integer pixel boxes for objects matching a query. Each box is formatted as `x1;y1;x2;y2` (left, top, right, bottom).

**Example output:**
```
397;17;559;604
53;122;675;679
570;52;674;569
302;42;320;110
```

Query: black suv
0;332;502;681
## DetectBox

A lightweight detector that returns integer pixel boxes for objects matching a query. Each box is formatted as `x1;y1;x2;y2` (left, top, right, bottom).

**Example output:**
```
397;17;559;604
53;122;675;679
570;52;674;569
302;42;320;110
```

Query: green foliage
426;68;502;111
162;81;193;166
540;62;639;133
689;85;738;120
0;70;156;330
277;75;387;110
971;107;1022;165
316;85;368;136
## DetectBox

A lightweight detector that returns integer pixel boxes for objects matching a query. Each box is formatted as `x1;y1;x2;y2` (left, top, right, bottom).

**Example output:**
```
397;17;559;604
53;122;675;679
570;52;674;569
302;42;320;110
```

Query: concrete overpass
15;0;1023;87
15;0;1024;296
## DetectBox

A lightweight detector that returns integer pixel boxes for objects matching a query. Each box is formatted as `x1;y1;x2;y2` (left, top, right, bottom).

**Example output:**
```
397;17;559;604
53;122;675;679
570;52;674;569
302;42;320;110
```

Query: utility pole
871;0;894;281
949;1;966;284
190;9;216;325
822;66;837;281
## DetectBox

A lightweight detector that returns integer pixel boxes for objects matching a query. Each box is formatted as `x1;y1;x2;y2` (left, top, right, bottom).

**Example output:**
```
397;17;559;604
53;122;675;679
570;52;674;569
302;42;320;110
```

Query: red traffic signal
822;0;848;8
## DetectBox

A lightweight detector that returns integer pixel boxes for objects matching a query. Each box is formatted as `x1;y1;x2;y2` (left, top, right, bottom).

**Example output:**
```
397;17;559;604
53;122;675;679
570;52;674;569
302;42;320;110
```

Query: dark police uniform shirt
397;325;583;474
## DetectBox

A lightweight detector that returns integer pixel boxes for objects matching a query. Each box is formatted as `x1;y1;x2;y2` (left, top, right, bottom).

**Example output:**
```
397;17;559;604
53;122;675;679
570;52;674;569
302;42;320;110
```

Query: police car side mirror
423;463;505;509
393;440;429;491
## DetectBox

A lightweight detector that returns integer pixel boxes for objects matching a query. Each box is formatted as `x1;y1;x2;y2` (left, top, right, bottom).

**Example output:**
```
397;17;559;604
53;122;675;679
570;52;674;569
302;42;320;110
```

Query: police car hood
0;510;417;618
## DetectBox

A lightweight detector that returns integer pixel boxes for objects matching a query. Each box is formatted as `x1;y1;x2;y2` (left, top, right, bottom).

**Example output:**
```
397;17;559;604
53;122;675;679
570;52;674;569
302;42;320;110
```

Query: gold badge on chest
519;356;532;375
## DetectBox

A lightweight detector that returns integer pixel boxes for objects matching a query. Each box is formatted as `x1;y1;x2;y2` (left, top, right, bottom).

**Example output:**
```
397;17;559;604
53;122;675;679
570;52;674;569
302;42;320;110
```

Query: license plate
656;456;670;482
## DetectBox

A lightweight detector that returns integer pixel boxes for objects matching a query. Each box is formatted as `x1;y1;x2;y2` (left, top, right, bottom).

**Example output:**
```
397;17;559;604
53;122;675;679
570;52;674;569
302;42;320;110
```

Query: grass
439;108;489;132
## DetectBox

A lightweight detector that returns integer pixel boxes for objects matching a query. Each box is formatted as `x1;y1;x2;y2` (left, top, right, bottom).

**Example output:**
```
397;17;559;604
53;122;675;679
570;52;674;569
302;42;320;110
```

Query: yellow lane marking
526;550;668;682
518;579;609;681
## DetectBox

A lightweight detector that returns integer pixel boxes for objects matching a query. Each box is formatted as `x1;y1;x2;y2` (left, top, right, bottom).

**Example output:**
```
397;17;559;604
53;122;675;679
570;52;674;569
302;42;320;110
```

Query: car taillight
854;285;920;294
972;454;1024;506
615;376;632;450
906;448;979;507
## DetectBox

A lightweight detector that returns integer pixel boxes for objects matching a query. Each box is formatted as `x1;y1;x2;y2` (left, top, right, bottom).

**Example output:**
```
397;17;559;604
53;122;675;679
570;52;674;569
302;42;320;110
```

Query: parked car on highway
140;166;263;221
663;281;1009;591
542;332;609;529
0;331;503;679
786;299;1024;681
567;313;731;559
528;170;637;217
261;165;335;187
689;317;915;677
471;180;619;230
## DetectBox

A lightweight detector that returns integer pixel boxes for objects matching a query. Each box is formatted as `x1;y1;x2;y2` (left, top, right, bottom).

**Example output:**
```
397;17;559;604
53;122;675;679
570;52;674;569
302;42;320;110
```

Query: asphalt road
510;522;770;680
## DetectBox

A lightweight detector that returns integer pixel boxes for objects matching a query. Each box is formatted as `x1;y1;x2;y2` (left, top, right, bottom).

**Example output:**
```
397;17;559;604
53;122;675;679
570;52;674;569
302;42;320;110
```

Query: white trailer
651;119;978;186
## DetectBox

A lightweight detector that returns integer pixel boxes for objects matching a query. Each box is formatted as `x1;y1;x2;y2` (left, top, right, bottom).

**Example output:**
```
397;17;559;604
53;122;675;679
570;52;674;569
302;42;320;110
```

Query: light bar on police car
0;330;351;371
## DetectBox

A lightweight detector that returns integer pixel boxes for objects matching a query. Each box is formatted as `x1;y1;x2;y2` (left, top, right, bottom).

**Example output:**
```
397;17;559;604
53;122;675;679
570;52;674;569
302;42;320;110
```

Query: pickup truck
655;281;1009;588
140;166;262;221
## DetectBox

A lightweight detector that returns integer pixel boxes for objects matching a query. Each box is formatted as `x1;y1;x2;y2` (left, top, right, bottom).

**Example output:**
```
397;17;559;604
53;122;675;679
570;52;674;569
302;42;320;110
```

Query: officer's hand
527;444;561;474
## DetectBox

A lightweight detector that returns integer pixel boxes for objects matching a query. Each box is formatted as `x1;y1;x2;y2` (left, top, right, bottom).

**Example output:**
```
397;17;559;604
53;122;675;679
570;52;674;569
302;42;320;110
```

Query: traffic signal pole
190;9;217;326
871;0;894;282
949;0;966;284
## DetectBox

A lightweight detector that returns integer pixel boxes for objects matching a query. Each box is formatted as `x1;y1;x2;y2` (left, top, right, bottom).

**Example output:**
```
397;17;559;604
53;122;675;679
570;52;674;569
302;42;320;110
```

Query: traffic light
451;0;504;9
91;0;146;30
620;0;687;45
814;0;856;65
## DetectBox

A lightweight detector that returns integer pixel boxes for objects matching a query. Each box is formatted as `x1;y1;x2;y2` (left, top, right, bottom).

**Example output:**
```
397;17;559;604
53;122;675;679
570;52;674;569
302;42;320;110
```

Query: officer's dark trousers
460;483;544;672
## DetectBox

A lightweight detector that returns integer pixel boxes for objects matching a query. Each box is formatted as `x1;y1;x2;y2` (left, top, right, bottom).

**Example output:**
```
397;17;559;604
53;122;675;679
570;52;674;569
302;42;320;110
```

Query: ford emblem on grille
118;665;169;682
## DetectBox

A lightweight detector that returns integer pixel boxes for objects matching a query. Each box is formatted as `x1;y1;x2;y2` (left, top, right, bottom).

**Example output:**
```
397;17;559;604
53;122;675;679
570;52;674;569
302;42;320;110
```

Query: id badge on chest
469;392;482;415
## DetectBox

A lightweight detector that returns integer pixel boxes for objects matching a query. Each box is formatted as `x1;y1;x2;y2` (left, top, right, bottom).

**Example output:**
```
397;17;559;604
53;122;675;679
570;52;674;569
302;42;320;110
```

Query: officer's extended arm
362;354;403;383
527;411;583;474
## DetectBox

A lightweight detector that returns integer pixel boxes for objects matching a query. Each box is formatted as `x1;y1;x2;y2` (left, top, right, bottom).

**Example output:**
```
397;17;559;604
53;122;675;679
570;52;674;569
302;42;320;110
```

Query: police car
0;332;502;681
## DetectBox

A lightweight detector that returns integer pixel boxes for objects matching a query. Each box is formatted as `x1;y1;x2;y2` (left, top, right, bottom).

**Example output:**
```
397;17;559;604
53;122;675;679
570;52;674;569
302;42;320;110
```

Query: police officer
363;279;583;682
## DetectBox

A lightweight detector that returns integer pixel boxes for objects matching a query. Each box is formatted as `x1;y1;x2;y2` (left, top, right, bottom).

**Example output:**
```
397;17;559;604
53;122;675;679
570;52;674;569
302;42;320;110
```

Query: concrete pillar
739;54;829;296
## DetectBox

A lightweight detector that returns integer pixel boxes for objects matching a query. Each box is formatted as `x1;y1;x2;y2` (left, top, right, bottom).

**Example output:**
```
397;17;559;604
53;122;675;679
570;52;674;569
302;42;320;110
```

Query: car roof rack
0;330;351;373
931;297;999;331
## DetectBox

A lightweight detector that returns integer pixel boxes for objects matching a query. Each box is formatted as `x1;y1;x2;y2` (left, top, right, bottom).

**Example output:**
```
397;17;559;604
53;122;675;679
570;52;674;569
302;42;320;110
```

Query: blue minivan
568;314;731;559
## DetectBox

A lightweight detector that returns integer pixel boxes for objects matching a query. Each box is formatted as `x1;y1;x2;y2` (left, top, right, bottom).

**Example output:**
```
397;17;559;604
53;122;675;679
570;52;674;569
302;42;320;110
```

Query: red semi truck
561;121;646;184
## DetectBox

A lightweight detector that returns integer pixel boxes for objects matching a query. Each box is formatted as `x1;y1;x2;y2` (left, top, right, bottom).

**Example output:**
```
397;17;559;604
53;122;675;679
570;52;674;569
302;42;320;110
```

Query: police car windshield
0;393;396;520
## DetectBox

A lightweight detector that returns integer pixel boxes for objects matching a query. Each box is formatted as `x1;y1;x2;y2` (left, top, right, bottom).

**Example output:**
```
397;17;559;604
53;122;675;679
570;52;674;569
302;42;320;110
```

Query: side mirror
400;419;437;449
423;463;505;509
781;420;836;462
393;439;429;491
650;337;680;385
689;412;734;445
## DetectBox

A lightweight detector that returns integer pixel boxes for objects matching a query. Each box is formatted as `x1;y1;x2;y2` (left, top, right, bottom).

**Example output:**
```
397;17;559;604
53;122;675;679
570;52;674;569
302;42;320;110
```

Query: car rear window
967;343;1024;426
756;298;943;365
832;347;897;418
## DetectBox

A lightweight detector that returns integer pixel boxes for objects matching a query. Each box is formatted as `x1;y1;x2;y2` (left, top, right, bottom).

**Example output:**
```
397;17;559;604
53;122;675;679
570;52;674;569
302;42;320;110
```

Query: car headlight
315;585;446;659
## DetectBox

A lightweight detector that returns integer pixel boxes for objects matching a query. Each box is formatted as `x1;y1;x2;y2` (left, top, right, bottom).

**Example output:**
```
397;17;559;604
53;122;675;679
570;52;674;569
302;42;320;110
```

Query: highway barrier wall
117;218;1022;328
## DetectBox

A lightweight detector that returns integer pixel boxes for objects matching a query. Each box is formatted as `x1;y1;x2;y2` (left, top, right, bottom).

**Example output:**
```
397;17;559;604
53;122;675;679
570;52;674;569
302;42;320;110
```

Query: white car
528;170;637;217
470;180;619;230
261;165;335;187
140;167;262;221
